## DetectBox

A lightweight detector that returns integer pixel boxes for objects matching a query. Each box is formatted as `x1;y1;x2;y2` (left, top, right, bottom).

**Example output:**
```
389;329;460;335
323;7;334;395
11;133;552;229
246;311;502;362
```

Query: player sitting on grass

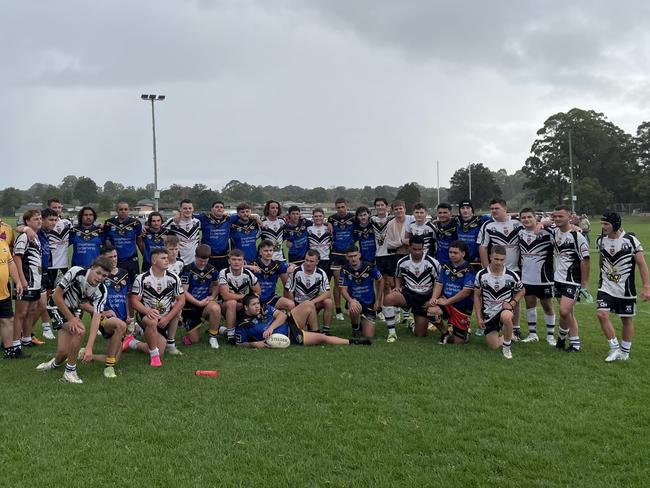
235;294;371;348
180;244;222;350
339;245;383;338
246;240;294;311
77;245;129;378
36;257;113;384
473;245;525;359
128;248;185;367
428;240;475;345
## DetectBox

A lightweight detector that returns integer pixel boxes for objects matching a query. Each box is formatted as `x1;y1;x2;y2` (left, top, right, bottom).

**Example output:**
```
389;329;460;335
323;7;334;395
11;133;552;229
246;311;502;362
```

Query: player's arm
478;246;489;269
393;275;403;293
310;288;330;306
159;293;185;328
579;257;590;289
237;339;267;349
219;284;244;302
52;286;85;334
12;253;28;288
16;224;36;240
262;310;289;339
129;293;159;320
473;288;485;329
430;282;443;303
634;251;650;300
136;234;145;255
339;284;360;313
373;276;384;310
82;311;103;363
208;282;219;301
250;281;261;296
7;257;23;297
182;284;203;307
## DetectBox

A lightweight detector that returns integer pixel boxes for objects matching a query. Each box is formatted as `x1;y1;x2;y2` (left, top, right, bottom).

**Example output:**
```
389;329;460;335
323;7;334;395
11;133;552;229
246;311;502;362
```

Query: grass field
2;217;650;487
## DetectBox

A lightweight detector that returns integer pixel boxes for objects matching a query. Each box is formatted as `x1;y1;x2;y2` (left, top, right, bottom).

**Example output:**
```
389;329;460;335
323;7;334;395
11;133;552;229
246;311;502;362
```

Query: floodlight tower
141;94;165;212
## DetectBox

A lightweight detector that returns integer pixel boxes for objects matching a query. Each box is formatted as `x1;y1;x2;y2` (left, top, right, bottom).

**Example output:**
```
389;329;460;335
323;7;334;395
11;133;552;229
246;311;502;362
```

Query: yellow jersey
0;222;13;247
0;238;12;300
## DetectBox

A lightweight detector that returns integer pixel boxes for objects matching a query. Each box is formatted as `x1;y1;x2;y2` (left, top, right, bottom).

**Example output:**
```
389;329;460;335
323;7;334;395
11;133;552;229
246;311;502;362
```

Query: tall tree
73;176;99;204
395;182;421;211
448;163;501;209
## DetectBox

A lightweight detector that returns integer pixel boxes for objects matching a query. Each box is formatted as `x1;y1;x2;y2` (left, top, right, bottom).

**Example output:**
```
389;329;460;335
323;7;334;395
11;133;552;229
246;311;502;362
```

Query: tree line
1;107;648;215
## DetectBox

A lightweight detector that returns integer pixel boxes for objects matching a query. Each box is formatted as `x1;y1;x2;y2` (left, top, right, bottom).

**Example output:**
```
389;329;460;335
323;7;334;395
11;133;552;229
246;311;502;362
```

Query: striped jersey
164;217;201;265
260;217;286;261
474;266;523;321
518;228;554;285
550;228;589;285
477;217;522;271
48;218;73;269
371;215;393;257
407;220;436;255
131;269;184;314
218;267;258;295
55;266;108;314
307;224;331;261
596;231;643;298
286;265;330;304
14;233;42;290
395;254;441;296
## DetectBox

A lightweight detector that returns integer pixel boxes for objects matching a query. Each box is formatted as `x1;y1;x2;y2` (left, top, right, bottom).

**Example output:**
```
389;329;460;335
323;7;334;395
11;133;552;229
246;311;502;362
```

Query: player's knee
596;309;609;321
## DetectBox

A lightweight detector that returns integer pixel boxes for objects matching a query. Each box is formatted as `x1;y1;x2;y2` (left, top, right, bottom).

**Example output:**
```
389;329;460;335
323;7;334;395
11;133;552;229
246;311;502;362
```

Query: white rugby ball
266;333;290;349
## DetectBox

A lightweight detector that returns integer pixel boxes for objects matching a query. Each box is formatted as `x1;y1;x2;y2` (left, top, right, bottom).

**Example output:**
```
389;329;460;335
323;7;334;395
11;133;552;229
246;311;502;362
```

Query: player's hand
200;298;211;307
641;285;650;301
287;264;296;274
145;308;160;320
262;328;273;339
21;279;28;289
69;318;85;335
26;228;37;241
437;297;449;306
373;300;381;312
248;265;261;273
126;316;133;325
157;316;170;328
102;310;116;319
82;347;93;364
253;341;268;349
477;318;486;329
14;282;23;297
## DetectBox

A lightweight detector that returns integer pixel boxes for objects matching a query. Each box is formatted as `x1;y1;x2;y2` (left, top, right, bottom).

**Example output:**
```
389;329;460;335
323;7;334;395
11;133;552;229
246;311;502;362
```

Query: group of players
0;195;648;384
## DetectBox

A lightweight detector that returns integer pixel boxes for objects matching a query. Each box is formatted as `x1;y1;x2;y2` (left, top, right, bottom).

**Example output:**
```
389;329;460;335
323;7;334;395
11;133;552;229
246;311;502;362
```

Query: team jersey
0;240;13;300
550;228;590;285
437;261;475;310
286;265;330;304
456;215;491;264
339;261;382;305
407;220;436;255
218;267;259;295
0;223;14;249
284;218;312;262
395;254;440;296
307;224;332;261
596;231;643;298
131;269;184;315
236;305;289;344
328;212;356;254
432;219;457;264
54;266;108;314
103;268;130;321
477;217;523;271
164;217;201;265
43;218;72;269
104;216;142;260
196;213;234;257
354;221;377;262
230;218;260;263
14;233;42;290
371;215;393;257
518;228;554;285
260;218;286;261
69;224;103;268
38;229;51;271
168;258;185;277
141;227;169;267
181;262;219;302
474;266;523;321
252;257;289;302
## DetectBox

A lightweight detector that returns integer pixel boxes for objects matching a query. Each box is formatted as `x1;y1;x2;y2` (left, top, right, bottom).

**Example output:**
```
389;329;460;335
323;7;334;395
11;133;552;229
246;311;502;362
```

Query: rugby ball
266;333;290;349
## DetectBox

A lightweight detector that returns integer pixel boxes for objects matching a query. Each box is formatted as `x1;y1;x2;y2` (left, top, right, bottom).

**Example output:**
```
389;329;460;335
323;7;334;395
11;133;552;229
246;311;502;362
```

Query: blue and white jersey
236;305;289;344
253;257;289;303
38;229;51;272
354;221;377;263
456;215;491;264
230;218;260;263
69;224;103;268
284;218;312;262
141;227;169;268
103;268;130;321
339;261;382;306
432;219;458;265
328;212;356;255
196;213;235;257
104;216;142;260
437;261;475;310
181;262;219;302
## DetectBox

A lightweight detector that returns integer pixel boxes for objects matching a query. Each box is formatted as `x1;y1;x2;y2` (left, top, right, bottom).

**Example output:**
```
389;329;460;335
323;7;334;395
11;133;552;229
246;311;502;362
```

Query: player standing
194;201;234;272
104;202;143;284
307;208;332;278
260;200;286;261
137;211;169;272
70;206;104;268
328;198;356;321
165;199;201;265
1;233;23;358
284;205;312;265
455;200;490;271
229;203;261;264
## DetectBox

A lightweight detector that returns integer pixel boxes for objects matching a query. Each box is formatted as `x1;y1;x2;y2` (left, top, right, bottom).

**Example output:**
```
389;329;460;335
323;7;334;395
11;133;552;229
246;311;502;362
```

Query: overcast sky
2;0;649;192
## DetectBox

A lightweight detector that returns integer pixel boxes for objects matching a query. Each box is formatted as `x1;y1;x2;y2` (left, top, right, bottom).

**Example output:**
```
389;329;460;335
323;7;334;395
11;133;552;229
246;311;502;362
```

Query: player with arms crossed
37;257;113;383
595;212;650;362
339;246;383;338
474;245;525;359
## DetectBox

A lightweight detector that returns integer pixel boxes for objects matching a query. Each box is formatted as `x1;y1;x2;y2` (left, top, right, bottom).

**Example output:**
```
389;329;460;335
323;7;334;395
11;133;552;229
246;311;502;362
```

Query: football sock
558;327;569;340
526;308;537;335
42;321;51;330
65;362;76;373
384;308;396;334
608;337;619;350
128;338;139;350
208;329;218;337
218;326;228;336
351;321;361;335
12;339;21;350
513;326;521;337
149;347;160;358
569;336;580;350
166;339;176;348
544;313;555;337
621;341;631;354
105;356;116;368
51;359;61;369
336;307;342;315
322;324;331;335
503;340;512;349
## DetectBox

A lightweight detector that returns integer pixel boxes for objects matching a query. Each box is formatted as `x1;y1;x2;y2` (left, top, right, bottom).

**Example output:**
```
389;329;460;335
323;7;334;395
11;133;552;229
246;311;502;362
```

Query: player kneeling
428;240;475;344
236;294;371;348
473;245;525;359
36;257;113;384
180;244;222;349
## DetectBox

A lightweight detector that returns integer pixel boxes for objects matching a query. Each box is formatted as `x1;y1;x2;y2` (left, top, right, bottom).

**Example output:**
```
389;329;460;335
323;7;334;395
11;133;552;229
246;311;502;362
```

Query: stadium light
141;94;165;211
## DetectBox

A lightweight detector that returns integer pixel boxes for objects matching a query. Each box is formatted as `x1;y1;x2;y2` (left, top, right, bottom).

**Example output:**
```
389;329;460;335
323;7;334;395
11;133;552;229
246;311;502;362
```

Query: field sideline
1;217;649;487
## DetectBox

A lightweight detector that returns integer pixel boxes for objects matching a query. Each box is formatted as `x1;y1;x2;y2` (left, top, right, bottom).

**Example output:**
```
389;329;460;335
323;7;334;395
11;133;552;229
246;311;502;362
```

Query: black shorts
330;253;347;270
0;298;13;319
16;289;41;302
47;268;67;289
360;304;377;322
554;282;580;301
288;256;305;266
209;255;229;273
402;289;431;317
135;312;170;338
440;304;472;340
286;314;305;345
375;255;397;277
118;256;140;285
261;295;282;308
47;306;66;330
182;305;205;330
99;318;115;339
483;314;503;335
596;291;636;317
524;284;554;300
318;259;332;280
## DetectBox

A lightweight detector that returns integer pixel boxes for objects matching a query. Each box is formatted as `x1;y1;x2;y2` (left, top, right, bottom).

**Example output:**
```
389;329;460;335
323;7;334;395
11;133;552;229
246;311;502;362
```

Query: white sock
149;347;160;358
607;337;619;350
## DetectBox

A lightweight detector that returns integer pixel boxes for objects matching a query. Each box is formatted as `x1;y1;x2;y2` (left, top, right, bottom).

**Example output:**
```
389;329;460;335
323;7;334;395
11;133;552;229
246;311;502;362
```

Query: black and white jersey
286;265;330;304
48;218;73;269
260;218;286;261
474;266;523;321
307;224;331;261
477;217;522;271
518;228;554;285
217;267;258;295
407;220;437;255
168;258;185;277
13;233;42;290
164;217;201;265
596;231;643;298
395;254;440;296
131;270;184;314
551;228;590;285
371;215;393;257
56;266;108;314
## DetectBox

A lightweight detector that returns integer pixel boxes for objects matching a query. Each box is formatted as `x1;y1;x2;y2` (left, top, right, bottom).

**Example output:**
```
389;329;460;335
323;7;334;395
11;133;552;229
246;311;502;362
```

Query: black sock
336;307;342;315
